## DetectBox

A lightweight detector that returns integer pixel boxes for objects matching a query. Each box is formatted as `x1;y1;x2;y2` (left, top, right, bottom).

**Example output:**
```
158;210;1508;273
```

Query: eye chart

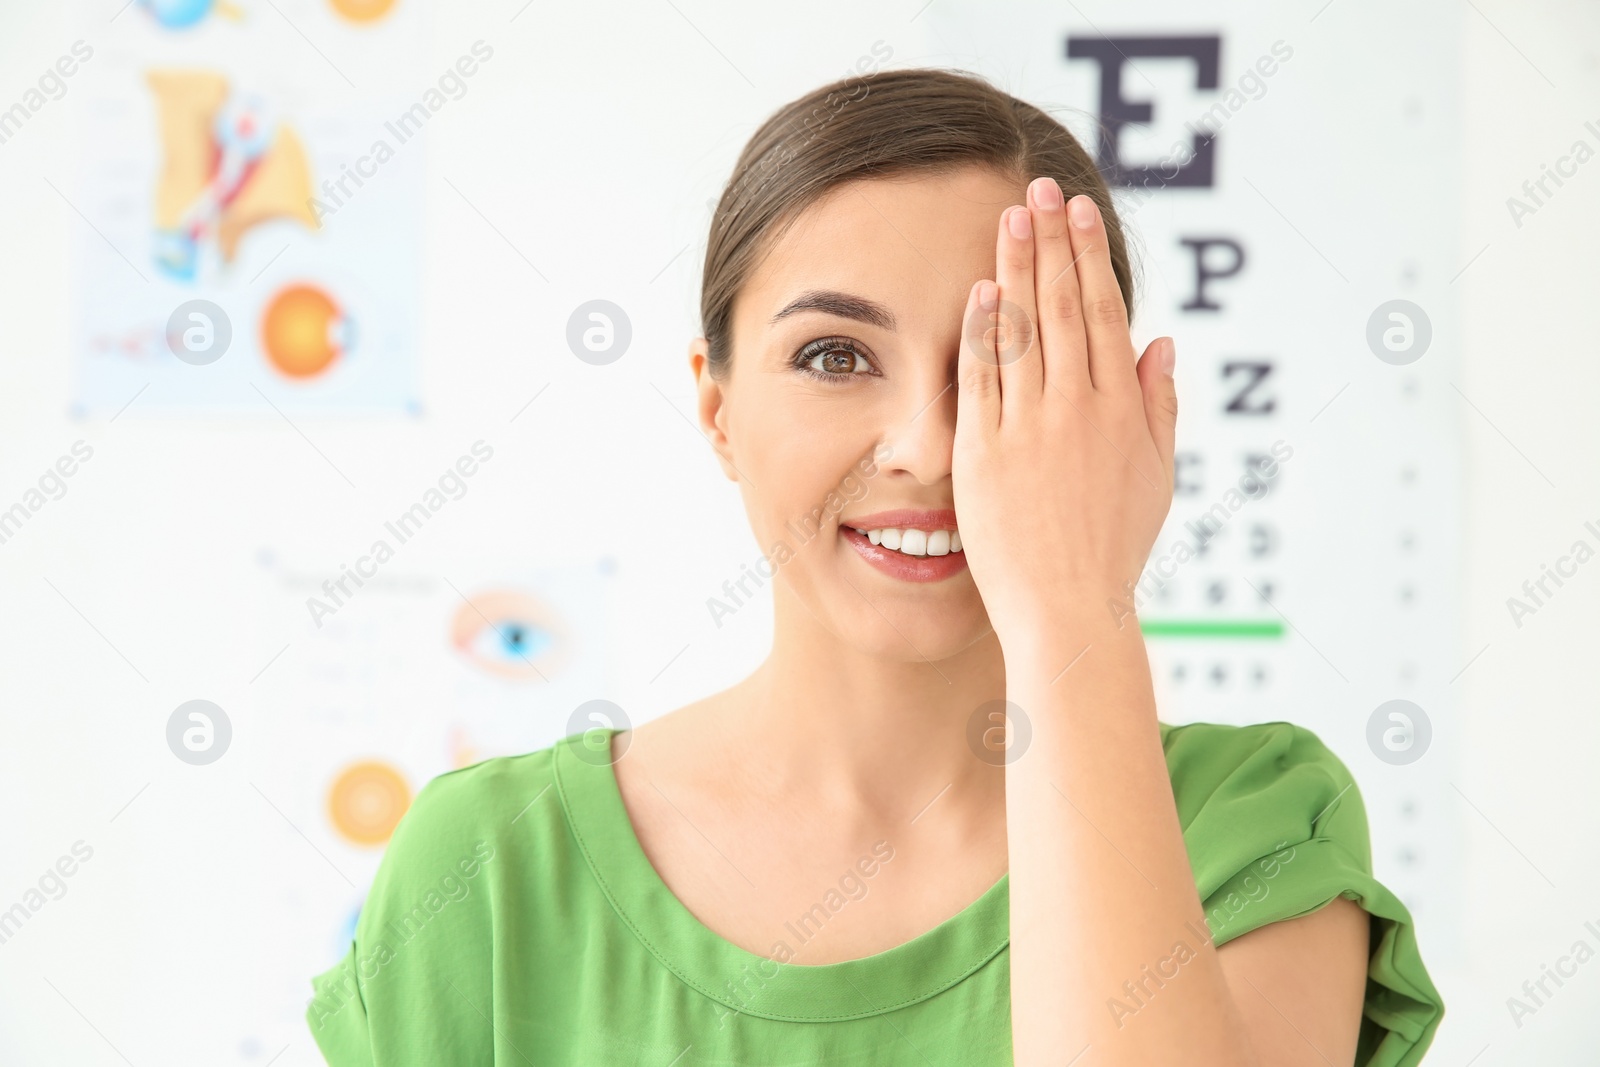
933;4;1466;966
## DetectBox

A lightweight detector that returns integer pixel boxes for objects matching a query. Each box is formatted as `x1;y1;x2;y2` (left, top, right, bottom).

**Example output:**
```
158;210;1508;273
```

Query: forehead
733;165;1024;337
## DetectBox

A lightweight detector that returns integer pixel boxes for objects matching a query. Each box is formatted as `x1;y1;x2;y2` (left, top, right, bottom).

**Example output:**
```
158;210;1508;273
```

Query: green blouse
306;720;1444;1065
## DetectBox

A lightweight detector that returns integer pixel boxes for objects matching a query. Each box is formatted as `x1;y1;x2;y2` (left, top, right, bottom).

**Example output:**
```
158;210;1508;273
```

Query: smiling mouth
838;523;970;584
844;525;962;557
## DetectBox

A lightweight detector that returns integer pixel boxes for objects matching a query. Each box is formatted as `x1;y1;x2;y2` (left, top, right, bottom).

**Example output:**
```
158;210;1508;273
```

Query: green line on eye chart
1139;619;1286;639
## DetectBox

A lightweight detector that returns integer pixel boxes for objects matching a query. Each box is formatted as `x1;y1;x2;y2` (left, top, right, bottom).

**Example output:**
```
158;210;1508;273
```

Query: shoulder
375;737;586;903
1160;718;1353;788
1158;719;1372;894
1158;721;1447;1063
394;742;561;844
306;739;572;1061
1160;719;1363;829
342;737;582;967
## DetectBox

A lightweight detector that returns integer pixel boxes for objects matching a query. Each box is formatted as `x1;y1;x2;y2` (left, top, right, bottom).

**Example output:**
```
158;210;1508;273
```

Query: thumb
1138;336;1178;484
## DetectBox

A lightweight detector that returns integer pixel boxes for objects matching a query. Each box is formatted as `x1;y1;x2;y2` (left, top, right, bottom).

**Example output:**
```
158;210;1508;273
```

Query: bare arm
1004;617;1257;1065
1004;626;1366;1066
951;179;1368;1065
1217;895;1371;1066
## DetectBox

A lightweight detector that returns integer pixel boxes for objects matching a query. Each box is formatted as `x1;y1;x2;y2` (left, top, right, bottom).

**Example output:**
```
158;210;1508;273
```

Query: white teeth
848;526;962;557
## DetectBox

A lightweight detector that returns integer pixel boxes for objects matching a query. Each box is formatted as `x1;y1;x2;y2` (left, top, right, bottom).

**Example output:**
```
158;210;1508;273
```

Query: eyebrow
768;289;897;332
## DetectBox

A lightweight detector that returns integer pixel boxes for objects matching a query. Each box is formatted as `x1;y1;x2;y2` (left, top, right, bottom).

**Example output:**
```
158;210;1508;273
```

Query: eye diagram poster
256;552;614;1048
66;0;427;416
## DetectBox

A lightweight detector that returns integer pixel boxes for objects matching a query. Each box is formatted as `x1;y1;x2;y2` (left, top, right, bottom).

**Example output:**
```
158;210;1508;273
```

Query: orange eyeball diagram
329;0;397;22
326;760;410;846
260;282;353;380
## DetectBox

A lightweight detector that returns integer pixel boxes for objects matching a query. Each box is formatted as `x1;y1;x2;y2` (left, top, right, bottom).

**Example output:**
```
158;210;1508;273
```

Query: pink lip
838;509;967;584
840;508;958;531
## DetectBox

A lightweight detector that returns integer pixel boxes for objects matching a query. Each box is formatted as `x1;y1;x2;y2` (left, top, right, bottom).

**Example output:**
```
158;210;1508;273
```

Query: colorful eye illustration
326;760;411;846
448;587;571;682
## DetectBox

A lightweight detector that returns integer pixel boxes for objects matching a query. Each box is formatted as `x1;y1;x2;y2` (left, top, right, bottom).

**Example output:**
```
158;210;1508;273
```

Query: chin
829;589;993;663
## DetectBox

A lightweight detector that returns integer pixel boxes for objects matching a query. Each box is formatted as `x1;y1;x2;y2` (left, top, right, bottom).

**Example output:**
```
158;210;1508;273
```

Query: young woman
308;68;1443;1065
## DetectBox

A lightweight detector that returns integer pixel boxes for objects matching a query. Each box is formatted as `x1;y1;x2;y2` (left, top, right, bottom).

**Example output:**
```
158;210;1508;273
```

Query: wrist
992;573;1144;638
995;601;1145;665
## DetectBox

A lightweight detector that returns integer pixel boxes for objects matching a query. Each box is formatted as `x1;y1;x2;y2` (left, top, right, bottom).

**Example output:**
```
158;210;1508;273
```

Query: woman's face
692;164;1026;661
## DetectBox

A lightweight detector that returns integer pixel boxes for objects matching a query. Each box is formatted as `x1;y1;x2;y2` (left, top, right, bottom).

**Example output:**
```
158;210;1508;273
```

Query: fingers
993;204;1043;402
1137;336;1178;487
958;278;1001;433
1064;193;1139;395
1026;176;1091;395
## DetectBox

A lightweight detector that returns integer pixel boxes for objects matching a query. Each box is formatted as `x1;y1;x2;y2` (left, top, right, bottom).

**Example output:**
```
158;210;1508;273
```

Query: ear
690;337;740;483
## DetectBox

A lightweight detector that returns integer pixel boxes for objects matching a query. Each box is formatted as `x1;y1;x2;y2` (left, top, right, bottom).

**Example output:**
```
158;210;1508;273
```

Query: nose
877;365;958;487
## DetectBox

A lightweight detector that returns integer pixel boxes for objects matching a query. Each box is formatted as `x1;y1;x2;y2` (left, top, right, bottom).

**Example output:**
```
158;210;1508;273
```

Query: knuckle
1042;283;1083;325
1001;248;1034;276
960;364;999;399
995;303;1035;338
1087;295;1126;327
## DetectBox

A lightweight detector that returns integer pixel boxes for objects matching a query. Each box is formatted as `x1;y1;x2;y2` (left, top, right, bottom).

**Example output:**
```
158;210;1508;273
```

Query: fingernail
1031;177;1063;210
1160;337;1176;376
979;281;998;312
1068;195;1097;229
1007;206;1032;239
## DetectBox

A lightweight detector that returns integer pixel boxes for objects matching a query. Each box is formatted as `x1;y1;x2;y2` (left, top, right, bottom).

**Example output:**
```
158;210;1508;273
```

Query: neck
707;582;1009;824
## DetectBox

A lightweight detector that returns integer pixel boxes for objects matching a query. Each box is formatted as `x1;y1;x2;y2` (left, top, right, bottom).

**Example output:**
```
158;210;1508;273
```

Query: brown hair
699;66;1137;380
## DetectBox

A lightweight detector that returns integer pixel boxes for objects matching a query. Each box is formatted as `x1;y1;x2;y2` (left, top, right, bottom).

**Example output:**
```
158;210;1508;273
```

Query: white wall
0;0;1595;1062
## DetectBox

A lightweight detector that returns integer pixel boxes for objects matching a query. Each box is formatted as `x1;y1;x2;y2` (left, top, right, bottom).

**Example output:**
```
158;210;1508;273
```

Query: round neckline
551;727;1011;1022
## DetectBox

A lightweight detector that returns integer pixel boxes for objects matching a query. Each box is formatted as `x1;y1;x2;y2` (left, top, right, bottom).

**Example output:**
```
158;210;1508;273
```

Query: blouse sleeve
305;769;500;1066
1163;720;1445;1067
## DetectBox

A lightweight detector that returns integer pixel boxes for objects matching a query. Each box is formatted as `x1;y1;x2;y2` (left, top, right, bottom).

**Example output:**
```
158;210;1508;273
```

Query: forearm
1002;606;1260;1067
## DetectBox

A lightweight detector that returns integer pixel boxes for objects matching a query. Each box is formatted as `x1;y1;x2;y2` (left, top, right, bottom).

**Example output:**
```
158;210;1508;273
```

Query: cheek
743;408;873;547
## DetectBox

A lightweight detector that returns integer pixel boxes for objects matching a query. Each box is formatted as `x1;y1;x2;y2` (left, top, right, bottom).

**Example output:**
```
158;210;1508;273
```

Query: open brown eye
792;337;877;382
814;348;860;374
